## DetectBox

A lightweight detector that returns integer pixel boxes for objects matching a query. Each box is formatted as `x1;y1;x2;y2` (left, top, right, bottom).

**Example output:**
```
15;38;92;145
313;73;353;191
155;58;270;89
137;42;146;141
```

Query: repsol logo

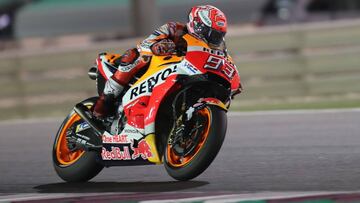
130;66;177;100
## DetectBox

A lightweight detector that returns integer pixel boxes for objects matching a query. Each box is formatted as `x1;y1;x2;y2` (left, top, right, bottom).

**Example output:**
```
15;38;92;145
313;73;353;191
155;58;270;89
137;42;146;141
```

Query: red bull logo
102;147;131;161
131;139;153;160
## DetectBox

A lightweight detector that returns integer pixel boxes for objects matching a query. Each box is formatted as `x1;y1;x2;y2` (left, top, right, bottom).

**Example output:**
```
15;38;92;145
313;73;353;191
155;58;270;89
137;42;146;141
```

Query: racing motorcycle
52;33;241;182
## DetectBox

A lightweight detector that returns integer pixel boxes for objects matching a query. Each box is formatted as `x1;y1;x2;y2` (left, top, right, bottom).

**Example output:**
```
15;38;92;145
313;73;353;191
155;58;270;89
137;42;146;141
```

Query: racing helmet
187;5;227;47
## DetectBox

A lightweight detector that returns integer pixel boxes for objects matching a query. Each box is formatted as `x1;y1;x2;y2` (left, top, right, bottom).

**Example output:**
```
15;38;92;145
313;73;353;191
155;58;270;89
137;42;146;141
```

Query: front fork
168;87;228;147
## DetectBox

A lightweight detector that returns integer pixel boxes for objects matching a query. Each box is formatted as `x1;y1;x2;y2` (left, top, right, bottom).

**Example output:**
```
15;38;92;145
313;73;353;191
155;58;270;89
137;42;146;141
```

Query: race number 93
204;55;236;79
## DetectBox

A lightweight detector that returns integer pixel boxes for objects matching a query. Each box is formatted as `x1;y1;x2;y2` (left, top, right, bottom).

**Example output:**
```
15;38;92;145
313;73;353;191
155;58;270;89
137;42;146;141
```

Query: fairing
99;34;241;165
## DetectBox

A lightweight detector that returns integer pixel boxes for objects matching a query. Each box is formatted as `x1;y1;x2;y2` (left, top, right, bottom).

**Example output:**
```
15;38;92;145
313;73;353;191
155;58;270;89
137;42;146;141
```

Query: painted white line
0;193;120;202
0;193;75;202
203;192;329;203
141;194;243;203
141;191;358;203
228;108;360;117
2;191;359;203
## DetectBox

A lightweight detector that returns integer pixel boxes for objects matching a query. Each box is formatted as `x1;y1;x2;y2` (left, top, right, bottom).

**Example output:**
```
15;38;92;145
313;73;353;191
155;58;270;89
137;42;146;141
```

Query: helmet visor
205;28;225;46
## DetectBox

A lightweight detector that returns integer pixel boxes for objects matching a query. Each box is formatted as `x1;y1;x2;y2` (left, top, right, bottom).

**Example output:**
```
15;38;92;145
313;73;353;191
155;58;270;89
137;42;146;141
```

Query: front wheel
164;105;227;181
52;97;103;182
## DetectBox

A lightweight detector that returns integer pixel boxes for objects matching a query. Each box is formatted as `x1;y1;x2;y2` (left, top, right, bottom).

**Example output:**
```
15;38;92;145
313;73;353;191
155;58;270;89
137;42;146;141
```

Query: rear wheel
164;105;227;181
52;97;103;182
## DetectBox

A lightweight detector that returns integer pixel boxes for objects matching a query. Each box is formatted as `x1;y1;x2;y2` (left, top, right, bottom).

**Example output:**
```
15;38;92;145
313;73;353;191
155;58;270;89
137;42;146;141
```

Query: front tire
164;105;227;181
52;97;103;182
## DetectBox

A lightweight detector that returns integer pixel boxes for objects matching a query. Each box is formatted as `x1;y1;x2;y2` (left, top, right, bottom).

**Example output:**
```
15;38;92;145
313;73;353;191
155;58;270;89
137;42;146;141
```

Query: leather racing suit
93;22;187;118
93;21;236;118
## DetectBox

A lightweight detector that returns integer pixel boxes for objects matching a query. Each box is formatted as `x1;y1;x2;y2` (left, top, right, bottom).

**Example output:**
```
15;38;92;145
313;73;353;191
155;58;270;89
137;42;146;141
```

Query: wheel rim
55;113;85;165
166;108;211;168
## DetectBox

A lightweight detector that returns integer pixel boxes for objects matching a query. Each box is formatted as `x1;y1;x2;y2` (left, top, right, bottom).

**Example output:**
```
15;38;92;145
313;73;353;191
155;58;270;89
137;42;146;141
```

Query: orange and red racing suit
93;22;187;118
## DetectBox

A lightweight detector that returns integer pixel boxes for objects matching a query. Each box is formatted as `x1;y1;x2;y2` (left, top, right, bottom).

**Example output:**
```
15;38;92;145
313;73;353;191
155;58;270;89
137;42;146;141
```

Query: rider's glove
151;39;176;56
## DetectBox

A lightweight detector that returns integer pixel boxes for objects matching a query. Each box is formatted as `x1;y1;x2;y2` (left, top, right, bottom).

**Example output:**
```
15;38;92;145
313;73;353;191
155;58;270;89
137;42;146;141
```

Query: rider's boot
93;76;124;119
93;48;149;119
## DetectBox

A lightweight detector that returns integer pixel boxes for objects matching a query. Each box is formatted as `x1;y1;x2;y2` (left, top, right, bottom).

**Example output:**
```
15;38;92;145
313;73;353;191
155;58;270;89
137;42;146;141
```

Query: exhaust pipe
74;103;104;137
88;66;98;80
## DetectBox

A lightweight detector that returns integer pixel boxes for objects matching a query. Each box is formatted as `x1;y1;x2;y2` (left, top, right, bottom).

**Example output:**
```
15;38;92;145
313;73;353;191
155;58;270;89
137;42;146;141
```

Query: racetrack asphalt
1;109;360;194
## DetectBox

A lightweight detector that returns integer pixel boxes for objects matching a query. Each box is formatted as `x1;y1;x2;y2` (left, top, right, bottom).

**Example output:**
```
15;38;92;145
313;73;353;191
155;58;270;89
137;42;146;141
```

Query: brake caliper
185;101;206;121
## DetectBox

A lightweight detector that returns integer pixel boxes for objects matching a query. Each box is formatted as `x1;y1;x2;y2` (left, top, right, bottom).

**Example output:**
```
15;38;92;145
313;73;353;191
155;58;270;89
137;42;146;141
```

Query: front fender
198;97;228;112
183;97;227;127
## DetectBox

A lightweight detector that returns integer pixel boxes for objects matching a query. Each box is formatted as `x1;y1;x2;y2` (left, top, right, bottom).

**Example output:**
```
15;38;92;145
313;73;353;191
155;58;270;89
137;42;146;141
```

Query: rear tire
164;105;227;181
52;97;103;182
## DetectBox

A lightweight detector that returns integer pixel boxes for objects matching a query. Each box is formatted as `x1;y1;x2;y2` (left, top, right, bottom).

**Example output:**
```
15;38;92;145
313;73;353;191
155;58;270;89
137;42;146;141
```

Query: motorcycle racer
93;5;236;119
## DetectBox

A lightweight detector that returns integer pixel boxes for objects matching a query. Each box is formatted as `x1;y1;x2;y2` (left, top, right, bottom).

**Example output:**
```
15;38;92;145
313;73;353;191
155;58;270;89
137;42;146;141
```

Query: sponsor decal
216;21;225;27
102;146;131;160
202;48;225;56
75;122;90;133
159;25;169;34
129;65;177;100
152;30;162;36
76;133;90;141
119;58;141;73
184;61;198;74
101;134;154;161
102;134;129;144
72;134;95;147
119;65;133;72
199;10;212;26
124;129;138;134
140;40;153;49
117;124;144;141
131;139;153;160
